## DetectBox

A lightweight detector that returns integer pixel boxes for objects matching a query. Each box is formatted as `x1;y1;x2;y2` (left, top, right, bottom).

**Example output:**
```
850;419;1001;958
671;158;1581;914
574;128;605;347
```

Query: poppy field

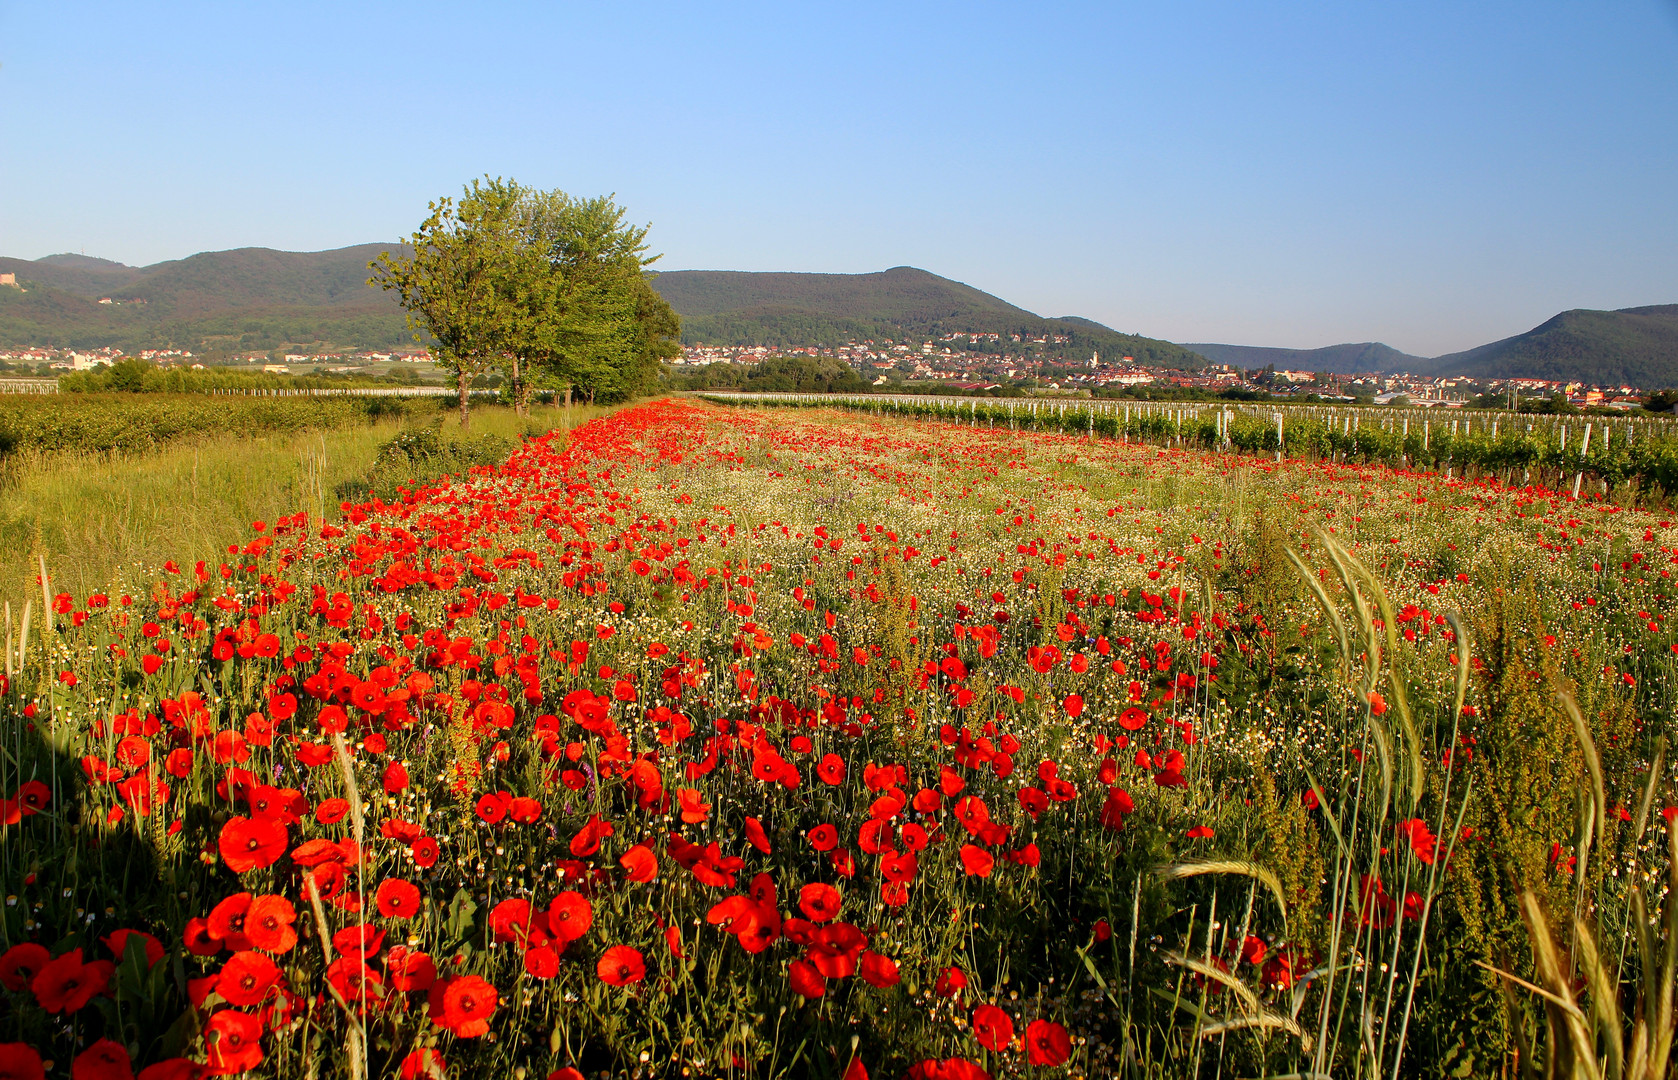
2;397;1676;1079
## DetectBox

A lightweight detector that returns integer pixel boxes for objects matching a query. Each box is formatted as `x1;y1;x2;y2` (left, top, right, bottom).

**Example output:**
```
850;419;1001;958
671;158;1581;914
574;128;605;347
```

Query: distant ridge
649;266;1203;368
1185;341;1426;375
1417;305;1678;386
3;243;1673;384
0;244;412;354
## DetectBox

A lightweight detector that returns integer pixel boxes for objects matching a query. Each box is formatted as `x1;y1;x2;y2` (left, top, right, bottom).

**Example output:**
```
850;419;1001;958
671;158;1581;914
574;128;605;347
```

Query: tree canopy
370;179;678;425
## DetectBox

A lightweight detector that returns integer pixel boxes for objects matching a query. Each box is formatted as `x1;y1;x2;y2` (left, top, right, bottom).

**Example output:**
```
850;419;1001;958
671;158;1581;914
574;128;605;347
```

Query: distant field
1;398;1672;1077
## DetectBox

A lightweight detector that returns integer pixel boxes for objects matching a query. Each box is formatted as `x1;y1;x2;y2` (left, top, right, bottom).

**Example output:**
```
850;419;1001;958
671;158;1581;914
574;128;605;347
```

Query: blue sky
2;1;1675;355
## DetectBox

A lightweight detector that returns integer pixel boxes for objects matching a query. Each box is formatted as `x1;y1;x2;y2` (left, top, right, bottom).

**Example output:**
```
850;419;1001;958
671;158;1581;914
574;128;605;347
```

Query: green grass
0;402;605;613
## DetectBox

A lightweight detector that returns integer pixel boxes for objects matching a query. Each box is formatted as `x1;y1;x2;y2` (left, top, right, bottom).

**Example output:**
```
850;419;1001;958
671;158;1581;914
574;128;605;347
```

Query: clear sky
3;1;1675;356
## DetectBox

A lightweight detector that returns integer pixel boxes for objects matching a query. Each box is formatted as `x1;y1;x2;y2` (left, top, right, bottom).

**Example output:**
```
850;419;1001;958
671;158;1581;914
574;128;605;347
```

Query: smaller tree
369;178;524;428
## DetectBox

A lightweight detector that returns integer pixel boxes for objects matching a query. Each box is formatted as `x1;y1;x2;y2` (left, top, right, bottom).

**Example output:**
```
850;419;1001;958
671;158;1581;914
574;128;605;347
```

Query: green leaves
372;180;680;416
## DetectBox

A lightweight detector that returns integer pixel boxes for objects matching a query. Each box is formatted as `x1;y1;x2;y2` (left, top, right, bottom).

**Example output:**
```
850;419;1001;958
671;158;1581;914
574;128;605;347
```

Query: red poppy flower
203;1009;264;1074
934;966;968;997
218;816;287;873
315;798;350;825
243;895;297;954
1118;707;1149;731
1007;843;1042;867
706;895;761;939
399;1049;447;1080
788;958;827;998
524;946;561;979
411;836;440;868
808;823;839;852
508;796;542;824
384;947;437;992
1025;1019;1072;1065
428;974;498;1038
217;950;280;1007
858;950;901;988
32;949;107;1013
548;892;593;943
953;795;991;834
376;879;422;920
858;819;894;854
872;845;913;880
72;1039;132;1080
207;893;254;948
1153;769;1188;789
816;754;846;785
0;1044;44;1080
165;748;195;778
569;815;613;857
351;683;385;713
677;788;710;824
311;703;346;735
0;943;49;992
959;844;995;878
618;844;657;882
489;899;537;945
1397;818;1438;864
972;1004;1014;1051
382;762;410;794
744;815;772;854
1063;693;1084;718
103;929;164;968
799;883;842;922
183;918;221;957
474;794;507;825
597;945;646;986
907;1057;989;1080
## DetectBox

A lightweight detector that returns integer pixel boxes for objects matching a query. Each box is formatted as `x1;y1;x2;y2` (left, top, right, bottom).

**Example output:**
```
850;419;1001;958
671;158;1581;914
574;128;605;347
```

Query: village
671;336;1652;409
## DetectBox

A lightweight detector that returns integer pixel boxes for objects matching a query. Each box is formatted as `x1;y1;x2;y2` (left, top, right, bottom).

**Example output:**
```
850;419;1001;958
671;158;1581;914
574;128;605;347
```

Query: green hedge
0;393;428;457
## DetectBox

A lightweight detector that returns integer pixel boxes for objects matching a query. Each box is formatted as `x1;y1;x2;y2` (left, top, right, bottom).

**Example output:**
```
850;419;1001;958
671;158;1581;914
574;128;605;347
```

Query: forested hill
1185;341;1426;375
649;266;1206;368
0;245;412;355
1417;305;1678;386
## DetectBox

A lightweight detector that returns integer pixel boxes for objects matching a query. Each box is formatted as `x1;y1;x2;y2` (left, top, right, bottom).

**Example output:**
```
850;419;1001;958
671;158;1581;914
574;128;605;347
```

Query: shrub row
0;394;430;458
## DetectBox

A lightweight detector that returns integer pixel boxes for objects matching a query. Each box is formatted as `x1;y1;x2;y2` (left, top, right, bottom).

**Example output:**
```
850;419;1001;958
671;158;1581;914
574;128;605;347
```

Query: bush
0;394;430;459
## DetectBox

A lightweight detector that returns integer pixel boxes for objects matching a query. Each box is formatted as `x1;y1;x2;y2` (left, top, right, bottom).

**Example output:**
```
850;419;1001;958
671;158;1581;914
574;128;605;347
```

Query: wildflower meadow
1;397;1674;1079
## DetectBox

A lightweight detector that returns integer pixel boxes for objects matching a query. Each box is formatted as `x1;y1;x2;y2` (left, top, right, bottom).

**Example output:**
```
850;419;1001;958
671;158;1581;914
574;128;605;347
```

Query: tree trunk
510;356;526;418
457;371;471;430
563;384;572;409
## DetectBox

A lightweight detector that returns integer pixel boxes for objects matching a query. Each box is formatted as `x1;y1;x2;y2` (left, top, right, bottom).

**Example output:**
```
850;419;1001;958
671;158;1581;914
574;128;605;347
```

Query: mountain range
0;246;413;356
1;245;1673;385
649;266;1200;367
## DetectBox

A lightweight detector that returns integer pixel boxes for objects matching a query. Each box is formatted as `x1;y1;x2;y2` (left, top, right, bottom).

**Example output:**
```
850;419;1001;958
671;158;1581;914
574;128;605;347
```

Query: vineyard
703;392;1678;503
1;397;1675;1079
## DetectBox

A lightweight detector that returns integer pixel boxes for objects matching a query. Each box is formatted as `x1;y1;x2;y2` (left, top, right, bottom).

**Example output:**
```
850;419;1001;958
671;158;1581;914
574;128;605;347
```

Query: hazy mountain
0;245;412;354
649;266;1204;368
1184;341;1427;375
6;243;1669;384
1417;305;1678;386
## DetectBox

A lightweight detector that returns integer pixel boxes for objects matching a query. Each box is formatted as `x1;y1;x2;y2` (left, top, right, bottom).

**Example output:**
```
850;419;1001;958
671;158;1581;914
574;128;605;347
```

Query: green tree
517;192;678;406
102;358;150;391
369;177;524;428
